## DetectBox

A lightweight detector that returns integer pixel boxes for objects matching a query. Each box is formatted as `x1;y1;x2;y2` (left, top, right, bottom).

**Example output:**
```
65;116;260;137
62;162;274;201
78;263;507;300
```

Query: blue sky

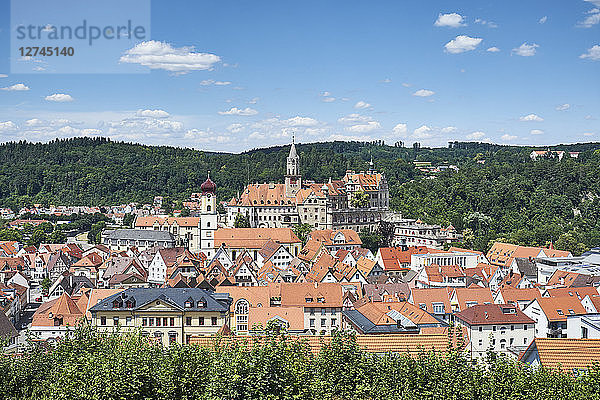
0;0;598;152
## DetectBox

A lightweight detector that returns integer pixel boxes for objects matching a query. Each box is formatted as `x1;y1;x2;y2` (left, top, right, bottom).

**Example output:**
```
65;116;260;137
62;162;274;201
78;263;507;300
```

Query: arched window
235;299;249;331
207;205;211;211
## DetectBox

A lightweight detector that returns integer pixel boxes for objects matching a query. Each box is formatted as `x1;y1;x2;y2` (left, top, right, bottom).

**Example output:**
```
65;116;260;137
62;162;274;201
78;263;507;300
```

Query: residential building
455;304;535;359
102;229;175;252
213;228;302;261
30;293;85;341
90;288;233;346
523;296;587;338
391;219;459;249
307;229;362;252
566;313;600;339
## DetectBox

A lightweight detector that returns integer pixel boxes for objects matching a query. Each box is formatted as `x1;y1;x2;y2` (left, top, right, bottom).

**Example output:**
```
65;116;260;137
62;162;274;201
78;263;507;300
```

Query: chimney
314;282;318;289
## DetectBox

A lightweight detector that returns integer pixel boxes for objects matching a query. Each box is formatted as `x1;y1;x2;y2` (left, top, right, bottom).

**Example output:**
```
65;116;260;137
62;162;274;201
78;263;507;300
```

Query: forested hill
1;137;599;253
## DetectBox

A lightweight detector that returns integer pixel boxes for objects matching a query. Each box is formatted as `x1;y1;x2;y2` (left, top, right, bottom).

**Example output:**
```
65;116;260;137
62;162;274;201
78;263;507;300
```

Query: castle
225;140;390;232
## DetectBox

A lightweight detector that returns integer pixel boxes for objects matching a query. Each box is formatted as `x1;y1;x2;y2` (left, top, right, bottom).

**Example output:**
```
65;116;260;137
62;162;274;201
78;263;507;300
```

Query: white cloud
578;7;600;28
227;123;244;133
413;125;433;138
441;126;458;134
284;116;319;127
445;35;483;54
185;129;232;144
487;47;501;52
338;113;373;125
501;134;517;141
200;79;232;86
120;41;220;73
434;13;466;28
402;82;411;87
136;109;170;118
218;107;258;116
1;83;30;91
392;123;407;135
45;93;74;102
248;132;266;140
520;113;544;122
345;121;381;133
466;131;486;139
354;101;372;109
512;43;539;57
530;129;544;135
538;16;548;24
556;103;570;111
381;78;392;83
0;121;18;132
25;118;44;127
580;45;600;60
413;89;435;97
322;97;336;103
475;18;498;28
249;97;259;104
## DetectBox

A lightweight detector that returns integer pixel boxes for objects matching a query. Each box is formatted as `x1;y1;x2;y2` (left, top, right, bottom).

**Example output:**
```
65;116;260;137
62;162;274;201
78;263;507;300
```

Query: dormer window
556;309;564;315
317;297;325;303
125;298;136;308
185;298;193;308
305;297;313;303
113;300;122;308
197;298;206;308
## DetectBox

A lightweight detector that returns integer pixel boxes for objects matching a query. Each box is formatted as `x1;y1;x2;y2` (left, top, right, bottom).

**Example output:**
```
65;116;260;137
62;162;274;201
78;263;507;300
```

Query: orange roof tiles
453;287;493;311
535;296;587;321
519;338;600;373
190;333;462;355
280;282;343;308
498;287;541;305
214;228;300;249
32;293;84;327
411;288;452;313
455;304;535;325
546;287;599;300
308;229;362;246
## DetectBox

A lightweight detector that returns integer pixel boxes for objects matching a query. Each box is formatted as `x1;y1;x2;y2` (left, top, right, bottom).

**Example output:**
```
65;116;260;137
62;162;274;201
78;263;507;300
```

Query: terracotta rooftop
455;304;535;325
519;338;600;373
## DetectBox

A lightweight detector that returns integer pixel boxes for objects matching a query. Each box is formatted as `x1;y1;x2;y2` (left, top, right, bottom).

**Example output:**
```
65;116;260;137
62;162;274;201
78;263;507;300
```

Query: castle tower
285;137;301;197
199;172;217;259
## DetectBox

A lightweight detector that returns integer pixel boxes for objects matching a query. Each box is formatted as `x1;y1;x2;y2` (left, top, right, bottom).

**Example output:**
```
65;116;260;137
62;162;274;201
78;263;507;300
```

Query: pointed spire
288;137;298;159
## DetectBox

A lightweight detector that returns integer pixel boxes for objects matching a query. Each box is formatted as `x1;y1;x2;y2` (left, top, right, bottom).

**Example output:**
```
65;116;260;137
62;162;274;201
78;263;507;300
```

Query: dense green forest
2;327;600;400
0;137;599;253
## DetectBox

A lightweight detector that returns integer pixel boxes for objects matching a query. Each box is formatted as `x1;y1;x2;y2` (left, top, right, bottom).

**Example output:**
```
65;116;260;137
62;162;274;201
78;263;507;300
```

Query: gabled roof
519;338;600;373
214;228;300;249
455;304;534;326
453;287;493;311
280;282;343;307
546;287;599;300
0;310;17;339
533;296;587;321
497;287;541;305
32;293;84;327
73;252;103;268
135;216;200;227
308;229;362;246
411;288;452;313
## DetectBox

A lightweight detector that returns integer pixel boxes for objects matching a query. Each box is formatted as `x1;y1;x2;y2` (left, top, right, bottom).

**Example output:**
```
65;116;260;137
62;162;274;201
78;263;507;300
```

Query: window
149;318;154;327
524;337;528;344
331;318;337;326
478;326;483;332
100;316;107;326
511;325;514;331
142;318;147;326
321;308;327;316
170;317;175;326
510;338;514;346
156;318;161;327
556;309;564;316
169;332;177;345
493;326;496;331
163;317;168;326
331;308;337;316
305;297;313;303
186;317;192;326
211;317;218;325
582;326;589;339
478;339;483;346
126;316;132;325
309;308;315;316
113;317;119;326
500;339;506;349
419;303;427;311
432;303;445;314
321;318;326;327
524;324;528;330
310;318;315;327
199;317;205;326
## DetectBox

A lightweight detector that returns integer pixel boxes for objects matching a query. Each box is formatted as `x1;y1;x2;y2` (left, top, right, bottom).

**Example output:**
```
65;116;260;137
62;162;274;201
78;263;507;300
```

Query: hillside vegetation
0;137;599;253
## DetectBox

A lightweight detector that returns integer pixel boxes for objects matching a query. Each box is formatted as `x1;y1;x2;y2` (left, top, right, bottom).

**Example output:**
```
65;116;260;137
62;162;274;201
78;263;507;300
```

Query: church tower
285;137;301;197
199;172;217;259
